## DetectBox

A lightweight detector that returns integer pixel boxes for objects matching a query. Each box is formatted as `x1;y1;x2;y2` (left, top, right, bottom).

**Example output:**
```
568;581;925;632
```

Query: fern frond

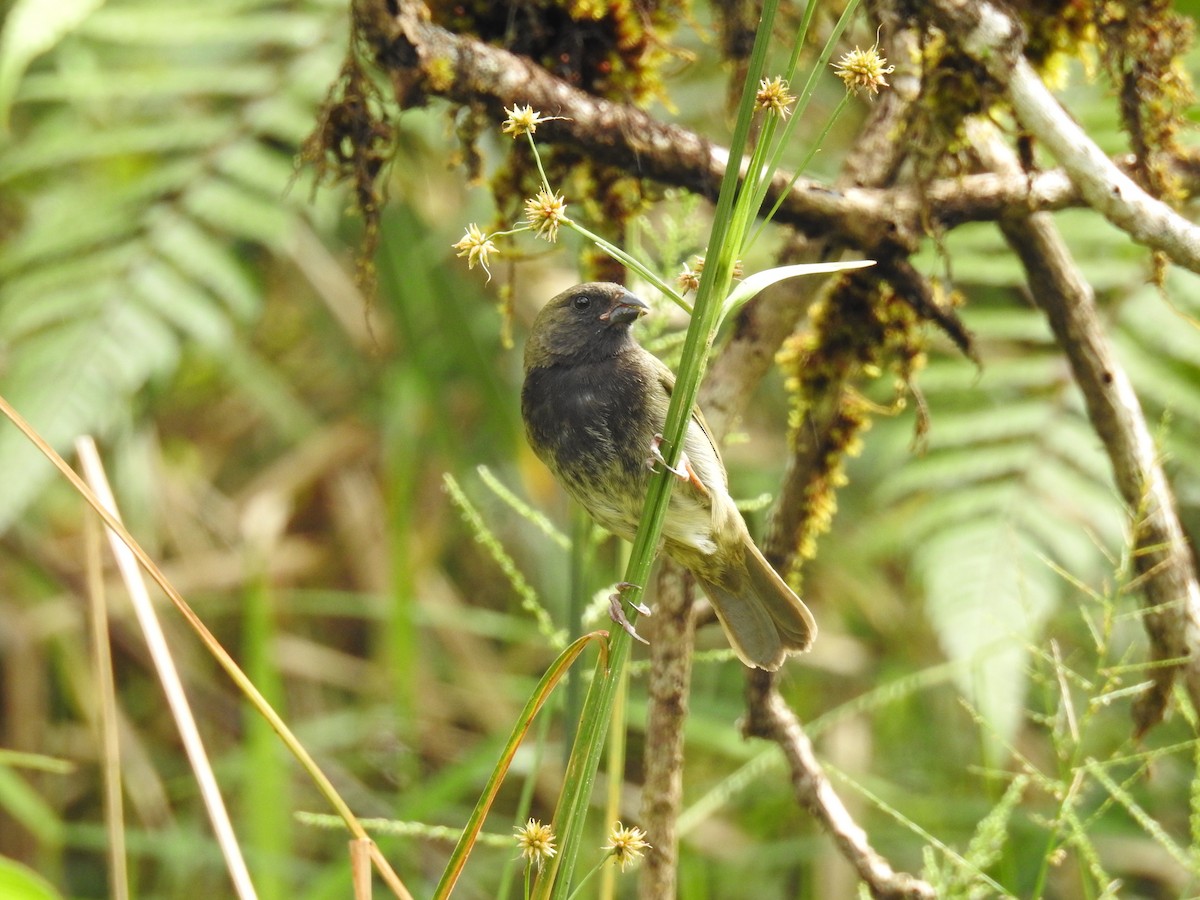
0;0;348;530
870;302;1126;744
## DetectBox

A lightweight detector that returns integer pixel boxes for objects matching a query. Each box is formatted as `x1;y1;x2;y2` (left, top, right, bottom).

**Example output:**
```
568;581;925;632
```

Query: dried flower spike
502;104;566;138
833;45;895;98
514;818;557;872
677;262;701;294
603;822;651;872
755;76;797;117
452;223;497;280
525;189;568;242
684;255;743;284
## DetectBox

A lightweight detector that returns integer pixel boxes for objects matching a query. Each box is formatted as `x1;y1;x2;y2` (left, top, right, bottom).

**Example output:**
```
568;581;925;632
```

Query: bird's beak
600;291;650;325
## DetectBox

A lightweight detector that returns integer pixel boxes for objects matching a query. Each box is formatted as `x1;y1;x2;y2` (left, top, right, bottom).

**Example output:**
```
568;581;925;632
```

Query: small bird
521;282;816;670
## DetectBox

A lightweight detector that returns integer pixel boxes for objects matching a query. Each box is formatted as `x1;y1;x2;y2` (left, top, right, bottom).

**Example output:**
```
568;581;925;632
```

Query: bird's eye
572;295;592;311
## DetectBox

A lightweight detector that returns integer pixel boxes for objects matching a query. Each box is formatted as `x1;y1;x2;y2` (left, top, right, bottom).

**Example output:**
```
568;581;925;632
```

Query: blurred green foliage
0;1;1199;898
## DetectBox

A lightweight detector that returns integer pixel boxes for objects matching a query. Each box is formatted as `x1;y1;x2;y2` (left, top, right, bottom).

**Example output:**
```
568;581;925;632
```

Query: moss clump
776;274;926;564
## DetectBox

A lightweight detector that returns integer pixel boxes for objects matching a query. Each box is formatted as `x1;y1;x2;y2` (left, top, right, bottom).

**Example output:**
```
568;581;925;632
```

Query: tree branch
927;0;1200;275
360;0;1200;259
971;121;1200;735
743;670;936;900
638;564;695;900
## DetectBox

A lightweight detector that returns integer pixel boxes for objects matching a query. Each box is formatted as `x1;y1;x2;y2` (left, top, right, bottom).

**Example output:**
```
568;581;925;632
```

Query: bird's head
523;282;649;369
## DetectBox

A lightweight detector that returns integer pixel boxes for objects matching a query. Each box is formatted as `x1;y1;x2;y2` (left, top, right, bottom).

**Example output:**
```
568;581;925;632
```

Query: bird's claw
609;590;649;644
647;433;690;481
647;434;708;494
616;581;652;616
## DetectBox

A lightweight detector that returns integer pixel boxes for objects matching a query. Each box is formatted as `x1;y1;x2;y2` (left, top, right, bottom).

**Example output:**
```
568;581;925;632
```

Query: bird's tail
694;537;816;671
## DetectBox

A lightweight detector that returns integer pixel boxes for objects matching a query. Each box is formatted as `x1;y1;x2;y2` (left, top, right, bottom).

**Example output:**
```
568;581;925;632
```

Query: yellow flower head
502;104;566;138
452;223;497;280
514;818;557;872
603;822;651;872
755;76;797;117
524;189;568;242
833;46;895;98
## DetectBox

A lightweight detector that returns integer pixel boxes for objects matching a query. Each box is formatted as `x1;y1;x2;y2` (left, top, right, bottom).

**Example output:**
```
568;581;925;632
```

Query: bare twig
638;565;696;899
971;122;1200;734
743;671;936;900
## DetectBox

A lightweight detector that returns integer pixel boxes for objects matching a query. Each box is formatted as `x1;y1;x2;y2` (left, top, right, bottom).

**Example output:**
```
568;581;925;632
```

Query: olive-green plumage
521;282;816;670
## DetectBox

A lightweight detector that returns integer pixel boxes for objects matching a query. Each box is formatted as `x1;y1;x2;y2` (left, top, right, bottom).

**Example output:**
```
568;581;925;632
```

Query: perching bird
521;282;816;670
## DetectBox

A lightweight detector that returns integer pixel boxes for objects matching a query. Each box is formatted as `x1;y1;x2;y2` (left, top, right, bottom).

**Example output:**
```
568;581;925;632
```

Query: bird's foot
646;434;707;494
616;581;652;617
646;433;689;479
608;589;649;644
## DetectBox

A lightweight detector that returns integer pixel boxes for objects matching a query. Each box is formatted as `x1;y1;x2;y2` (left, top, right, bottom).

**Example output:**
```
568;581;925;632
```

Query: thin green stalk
565;856;611;900
782;0;820;83
566;220;692;313
745;0;862;236
785;0;860;121
535;619;635;900
432;632;608;899
746;90;853;251
564;506;592;766
498;704;558;900
731;113;779;253
598;662;630;900
527;131;553;193
533;2;783;897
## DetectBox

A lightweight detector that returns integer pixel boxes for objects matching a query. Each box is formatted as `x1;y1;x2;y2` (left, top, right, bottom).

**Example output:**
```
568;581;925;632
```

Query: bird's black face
524;283;649;368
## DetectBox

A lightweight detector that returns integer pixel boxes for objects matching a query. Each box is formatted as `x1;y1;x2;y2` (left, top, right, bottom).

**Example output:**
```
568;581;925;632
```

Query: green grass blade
432;632;609;899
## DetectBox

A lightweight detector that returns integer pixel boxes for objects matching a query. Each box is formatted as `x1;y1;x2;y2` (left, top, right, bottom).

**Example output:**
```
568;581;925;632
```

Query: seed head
452;223;497;280
755;76;797;117
677;262;701;294
833;46;895;98
525;189;569;242
514;818;557;872
502;104;565;138
603;822;651;872
679;255;743;287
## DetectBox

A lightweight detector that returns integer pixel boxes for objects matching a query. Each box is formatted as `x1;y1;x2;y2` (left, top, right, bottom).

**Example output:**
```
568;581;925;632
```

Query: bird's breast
521;353;726;556
522;359;654;473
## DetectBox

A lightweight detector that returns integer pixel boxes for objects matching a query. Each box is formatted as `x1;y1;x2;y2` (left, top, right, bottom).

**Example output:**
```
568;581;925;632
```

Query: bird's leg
647;434;708;494
608;582;651;644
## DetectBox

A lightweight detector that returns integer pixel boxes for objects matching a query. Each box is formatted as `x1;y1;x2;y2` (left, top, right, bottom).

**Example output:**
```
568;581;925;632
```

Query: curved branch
743;671;936;900
928;0;1200;275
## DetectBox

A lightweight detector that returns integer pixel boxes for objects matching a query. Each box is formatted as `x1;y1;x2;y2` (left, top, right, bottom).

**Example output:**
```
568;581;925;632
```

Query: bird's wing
648;352;728;498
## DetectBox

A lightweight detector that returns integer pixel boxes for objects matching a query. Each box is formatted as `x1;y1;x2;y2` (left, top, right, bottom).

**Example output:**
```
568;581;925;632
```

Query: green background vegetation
2;0;1200;897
